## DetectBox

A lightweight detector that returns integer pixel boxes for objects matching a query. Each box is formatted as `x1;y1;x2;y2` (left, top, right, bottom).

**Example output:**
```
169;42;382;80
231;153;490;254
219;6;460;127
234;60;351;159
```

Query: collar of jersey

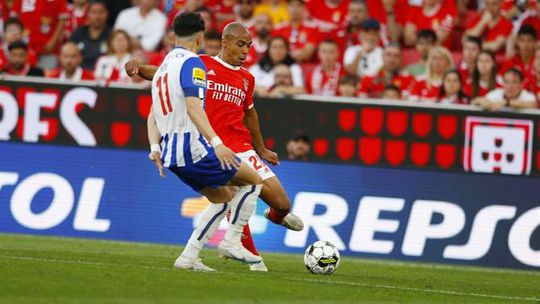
213;56;240;70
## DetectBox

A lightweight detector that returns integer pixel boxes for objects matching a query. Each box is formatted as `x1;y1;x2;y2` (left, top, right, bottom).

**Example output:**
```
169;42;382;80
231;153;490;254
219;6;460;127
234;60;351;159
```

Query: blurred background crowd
1;0;539;111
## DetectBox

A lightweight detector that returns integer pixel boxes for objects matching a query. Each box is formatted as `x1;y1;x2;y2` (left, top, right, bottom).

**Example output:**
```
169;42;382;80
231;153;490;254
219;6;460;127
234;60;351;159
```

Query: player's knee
208;189;234;204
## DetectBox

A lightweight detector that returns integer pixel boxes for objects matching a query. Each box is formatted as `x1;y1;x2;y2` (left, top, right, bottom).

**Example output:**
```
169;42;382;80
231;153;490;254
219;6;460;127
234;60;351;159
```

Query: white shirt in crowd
343;45;384;78
94;54;132;83
114;7;167;51
485;88;536;104
249;63;304;89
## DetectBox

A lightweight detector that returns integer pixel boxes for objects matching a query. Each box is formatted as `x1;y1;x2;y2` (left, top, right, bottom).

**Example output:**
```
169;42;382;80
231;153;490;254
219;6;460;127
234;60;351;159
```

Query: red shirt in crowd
463;81;501;98
64;2;88;38
405;3;457;48
200;55;255;153
500;55;536;92
306;62;345;96
12;0;69;54
358;70;414;98
206;0;235;16
466;14;513;53
521;14;540;37
409;78;442;102
366;0;409;26
306;0;351;37
272;21;319;57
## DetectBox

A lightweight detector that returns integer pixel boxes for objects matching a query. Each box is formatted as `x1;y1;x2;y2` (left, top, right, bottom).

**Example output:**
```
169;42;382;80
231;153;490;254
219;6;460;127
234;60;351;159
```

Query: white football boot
174;255;216;272
249;261;269;272
218;241;263;264
264;208;304;231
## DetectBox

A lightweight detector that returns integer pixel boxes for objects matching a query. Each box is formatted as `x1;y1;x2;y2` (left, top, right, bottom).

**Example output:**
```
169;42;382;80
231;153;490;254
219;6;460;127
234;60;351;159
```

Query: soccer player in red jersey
126;23;304;272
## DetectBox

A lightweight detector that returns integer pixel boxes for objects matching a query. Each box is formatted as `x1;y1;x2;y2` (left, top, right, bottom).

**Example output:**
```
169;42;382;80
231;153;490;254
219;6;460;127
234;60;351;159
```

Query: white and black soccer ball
304;241;340;275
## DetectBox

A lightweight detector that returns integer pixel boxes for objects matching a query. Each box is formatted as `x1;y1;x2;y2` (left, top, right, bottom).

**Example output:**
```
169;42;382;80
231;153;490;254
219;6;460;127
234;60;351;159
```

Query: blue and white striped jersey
151;47;209;167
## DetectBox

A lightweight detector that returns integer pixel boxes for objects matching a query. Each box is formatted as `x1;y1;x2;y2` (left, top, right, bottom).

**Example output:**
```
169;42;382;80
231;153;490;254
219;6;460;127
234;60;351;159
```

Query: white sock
181;202;229;259
223;184;262;244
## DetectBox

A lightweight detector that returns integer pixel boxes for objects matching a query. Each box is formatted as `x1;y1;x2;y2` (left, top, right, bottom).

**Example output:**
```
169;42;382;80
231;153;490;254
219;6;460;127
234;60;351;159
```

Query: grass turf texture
0;233;538;304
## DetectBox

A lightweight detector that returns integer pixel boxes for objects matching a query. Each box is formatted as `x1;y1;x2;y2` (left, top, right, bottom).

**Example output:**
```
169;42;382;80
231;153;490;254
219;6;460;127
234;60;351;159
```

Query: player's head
221;22;252;66
173;12;206;52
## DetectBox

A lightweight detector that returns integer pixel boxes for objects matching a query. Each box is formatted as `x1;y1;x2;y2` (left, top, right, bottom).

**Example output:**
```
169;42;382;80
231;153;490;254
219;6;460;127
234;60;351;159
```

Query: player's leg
217;162;263;263
261;176;304;231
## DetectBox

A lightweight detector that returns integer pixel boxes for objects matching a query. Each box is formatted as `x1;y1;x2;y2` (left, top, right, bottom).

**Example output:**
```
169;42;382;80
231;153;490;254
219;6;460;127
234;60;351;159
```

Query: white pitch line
0;255;538;302
287;277;539;302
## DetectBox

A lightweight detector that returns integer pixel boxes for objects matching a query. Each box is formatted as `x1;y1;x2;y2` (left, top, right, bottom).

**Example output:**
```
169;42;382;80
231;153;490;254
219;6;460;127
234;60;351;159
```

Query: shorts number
156;73;172;115
249;155;263;170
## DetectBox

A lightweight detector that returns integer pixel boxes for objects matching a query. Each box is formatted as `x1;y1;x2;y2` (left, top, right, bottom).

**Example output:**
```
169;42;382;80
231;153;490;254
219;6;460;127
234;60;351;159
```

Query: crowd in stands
0;0;539;110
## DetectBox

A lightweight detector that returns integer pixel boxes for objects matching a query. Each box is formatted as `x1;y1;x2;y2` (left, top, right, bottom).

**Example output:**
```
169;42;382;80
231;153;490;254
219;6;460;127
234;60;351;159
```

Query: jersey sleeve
180;56;207;99
244;74;255;111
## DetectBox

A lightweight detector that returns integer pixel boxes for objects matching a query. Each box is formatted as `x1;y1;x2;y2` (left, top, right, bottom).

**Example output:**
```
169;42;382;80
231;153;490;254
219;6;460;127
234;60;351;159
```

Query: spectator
0;18;38;70
358;44;413;98
244;12;273;67
1;40;44;76
114;0;167;51
338;75;358;97
70;0;111;70
466;50;499;98
219;0;256;31
306;39;345;96
194;7;216;30
533;46;540;101
12;0;69;69
149;28;175;66
338;0;369;51
94;29;132;83
505;1;539;57
261;64;306;97
250;36;304;93
254;0;290;25
344;19;384;78
404;0;457;48
457;36;482;86
207;0;236;26
465;0;513;54
438;69;469;104
409;46;454;102
500;25;537;91
286;134;311;160
382;84;401;100
272;0;317;63
105;0;131;27
366;0;409;43
405;29;437;77
203;30;222;56
65;0;89;38
516;0;540;36
473;67;537;110
46;42;94;81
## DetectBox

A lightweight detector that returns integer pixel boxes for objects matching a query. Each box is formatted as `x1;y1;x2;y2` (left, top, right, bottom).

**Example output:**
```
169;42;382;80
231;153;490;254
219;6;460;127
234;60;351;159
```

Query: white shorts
236;150;276;181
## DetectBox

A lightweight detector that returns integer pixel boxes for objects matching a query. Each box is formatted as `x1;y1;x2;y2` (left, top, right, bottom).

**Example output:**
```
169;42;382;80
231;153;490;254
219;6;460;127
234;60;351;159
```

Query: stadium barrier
0;77;539;270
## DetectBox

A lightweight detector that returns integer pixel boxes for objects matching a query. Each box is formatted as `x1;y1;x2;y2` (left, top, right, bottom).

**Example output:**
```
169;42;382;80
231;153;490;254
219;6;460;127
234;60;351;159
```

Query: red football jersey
272;22;319;56
200;55;255;153
306;0;351;34
500;55;536;92
358;71;414;98
12;0;69;54
409;78;441;102
466;14;512;53
405;3;456;47
366;0;409;26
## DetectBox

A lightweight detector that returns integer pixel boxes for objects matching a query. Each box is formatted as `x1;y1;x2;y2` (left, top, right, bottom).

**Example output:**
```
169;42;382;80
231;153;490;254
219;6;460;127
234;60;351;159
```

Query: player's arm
125;60;158;81
147;106;165;177
244;106;280;165
181;57;240;170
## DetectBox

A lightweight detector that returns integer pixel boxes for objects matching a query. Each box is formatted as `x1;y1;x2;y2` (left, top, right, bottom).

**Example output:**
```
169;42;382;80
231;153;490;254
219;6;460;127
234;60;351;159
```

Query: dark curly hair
173;12;205;37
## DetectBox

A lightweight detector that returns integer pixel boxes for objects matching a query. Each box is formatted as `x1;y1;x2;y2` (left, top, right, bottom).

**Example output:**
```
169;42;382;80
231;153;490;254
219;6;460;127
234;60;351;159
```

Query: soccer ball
304;241;340;275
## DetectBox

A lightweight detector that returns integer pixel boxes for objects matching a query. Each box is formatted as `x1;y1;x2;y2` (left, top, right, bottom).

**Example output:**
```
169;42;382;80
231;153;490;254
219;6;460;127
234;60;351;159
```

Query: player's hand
214;145;241;170
125;60;141;77
259;148;280;166
149;151;165;177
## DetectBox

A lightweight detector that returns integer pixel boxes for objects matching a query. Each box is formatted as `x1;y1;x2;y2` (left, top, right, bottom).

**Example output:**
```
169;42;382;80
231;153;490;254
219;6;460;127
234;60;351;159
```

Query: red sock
268;208;288;224
241;224;259;256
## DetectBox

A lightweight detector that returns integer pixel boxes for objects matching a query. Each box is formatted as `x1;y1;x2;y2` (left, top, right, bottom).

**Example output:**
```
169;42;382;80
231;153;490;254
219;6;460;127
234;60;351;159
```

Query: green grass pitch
0;233;538;303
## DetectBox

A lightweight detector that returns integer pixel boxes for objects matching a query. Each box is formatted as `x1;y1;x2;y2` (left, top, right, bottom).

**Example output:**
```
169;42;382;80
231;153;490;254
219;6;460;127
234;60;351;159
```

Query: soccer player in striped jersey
147;12;264;271
127;22;304;272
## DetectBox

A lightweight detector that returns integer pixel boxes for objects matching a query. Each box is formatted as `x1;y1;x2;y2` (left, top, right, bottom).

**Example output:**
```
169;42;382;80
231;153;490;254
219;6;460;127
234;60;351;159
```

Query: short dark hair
464;35;482;49
504;67;525;81
320;38;338;47
417;29;437;43
517;24;537;39
4;17;24;32
89;0;107;7
173;12;205;37
8;40;28;52
339;75;358;86
383;85;400;94
204;30;222;41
